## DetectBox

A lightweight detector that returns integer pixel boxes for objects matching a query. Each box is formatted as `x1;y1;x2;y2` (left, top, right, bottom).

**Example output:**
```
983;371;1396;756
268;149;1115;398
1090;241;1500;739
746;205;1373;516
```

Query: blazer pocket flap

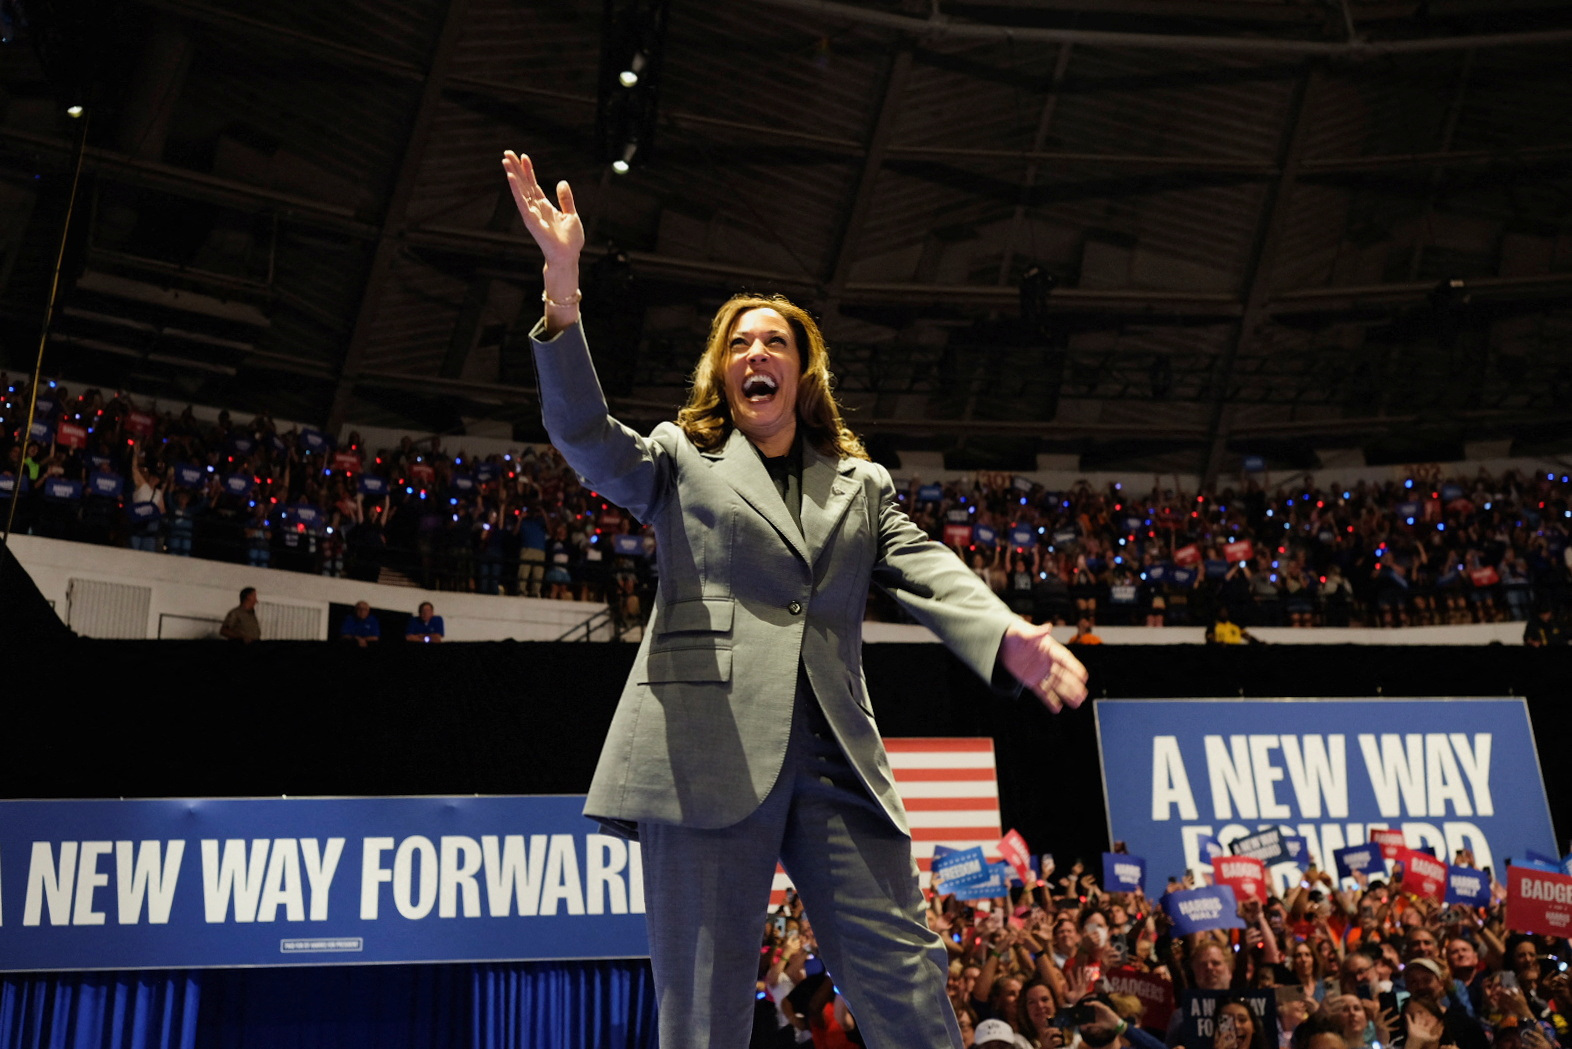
655;598;735;635
641;646;732;684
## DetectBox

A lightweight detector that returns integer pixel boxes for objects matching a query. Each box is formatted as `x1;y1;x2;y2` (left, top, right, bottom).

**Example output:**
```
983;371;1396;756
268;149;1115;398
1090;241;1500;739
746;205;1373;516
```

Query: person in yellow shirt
1206;606;1259;645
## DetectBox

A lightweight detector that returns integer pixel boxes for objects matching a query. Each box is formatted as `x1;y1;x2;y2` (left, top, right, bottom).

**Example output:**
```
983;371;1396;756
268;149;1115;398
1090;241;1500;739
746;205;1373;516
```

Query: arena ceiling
2;0;1571;479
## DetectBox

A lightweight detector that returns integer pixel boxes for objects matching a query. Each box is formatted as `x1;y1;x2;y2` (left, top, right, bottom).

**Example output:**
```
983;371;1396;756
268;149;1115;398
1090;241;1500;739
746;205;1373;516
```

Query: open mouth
741;374;778;402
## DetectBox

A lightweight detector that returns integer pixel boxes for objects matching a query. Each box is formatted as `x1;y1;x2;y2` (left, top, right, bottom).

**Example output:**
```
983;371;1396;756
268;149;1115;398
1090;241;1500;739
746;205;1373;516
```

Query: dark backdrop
6;631;1568;863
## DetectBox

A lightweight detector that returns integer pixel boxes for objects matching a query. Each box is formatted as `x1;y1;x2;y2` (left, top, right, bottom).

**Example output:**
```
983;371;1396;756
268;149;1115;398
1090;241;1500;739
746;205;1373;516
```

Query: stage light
619;52;647;87
66;105;83;118
612;142;637;174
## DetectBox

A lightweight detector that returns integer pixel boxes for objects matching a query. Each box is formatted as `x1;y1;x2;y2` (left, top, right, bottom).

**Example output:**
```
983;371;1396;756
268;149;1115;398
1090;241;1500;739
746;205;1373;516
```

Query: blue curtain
1;962;655;1049
0;969;200;1049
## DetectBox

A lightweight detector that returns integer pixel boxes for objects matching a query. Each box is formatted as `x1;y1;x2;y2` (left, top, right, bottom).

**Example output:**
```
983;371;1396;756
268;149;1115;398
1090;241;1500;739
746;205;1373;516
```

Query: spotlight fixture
66;105;84;118
611;142;637;174
618;52;647;88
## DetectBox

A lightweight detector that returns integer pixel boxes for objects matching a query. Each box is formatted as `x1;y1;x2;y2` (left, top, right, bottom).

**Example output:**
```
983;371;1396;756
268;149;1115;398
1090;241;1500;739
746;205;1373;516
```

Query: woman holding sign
501;148;1089;1049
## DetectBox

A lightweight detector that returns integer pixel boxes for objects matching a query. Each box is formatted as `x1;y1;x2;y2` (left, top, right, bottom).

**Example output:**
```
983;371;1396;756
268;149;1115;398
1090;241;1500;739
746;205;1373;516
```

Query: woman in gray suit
502;149;1088;1049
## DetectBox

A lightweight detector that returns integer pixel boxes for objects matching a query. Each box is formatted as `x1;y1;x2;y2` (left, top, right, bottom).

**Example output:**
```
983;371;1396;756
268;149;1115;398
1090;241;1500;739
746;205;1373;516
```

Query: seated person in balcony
405;601;444;643
340;601;381;646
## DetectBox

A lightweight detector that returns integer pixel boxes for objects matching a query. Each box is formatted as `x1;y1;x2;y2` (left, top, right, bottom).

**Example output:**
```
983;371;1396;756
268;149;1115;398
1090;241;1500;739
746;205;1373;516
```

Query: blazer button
788;601;803;615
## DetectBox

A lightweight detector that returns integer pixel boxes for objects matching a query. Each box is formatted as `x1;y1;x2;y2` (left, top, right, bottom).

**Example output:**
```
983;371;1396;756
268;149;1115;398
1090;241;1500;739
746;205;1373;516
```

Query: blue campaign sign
0;796;649;972
299;429;329;453
612;534;643;556
0;473;26;498
476;463;499;482
174;463;205;488
128;502;161;523
917;484;943;504
1332;842;1383;880
359;475;388;496
1243;455;1266;473
931;846;990;890
1010;527;1035;549
1445;865;1490;906
231;435;257;456
974;525;997;547
29;421;51;441
43;478;82;501
950;863;1011;902
224;474;254;496
1103;852;1147;892
1095;699;1555;895
1229;827;1288;864
293;504;324;528
1162;886;1245;935
1442;484;1465;503
452;474;477;494
1204;559;1229;579
89;473;125;498
1052;529;1076;547
1520;850;1561;873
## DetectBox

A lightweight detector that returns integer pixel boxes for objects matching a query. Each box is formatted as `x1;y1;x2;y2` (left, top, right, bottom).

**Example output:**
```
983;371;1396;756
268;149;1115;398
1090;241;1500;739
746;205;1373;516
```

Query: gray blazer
533;322;1018;834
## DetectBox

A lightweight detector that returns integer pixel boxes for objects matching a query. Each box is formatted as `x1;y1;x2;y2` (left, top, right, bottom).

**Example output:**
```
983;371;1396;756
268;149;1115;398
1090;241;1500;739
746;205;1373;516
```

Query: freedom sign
1095;699;1554;896
0;796;649;972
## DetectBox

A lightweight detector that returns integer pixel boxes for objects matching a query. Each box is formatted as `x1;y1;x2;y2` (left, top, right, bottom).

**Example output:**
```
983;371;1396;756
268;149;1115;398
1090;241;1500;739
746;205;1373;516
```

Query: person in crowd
340;601;381;646
219;586;260;643
1069;618;1105;646
1525;605;1566;646
405;600;444;643
975;1017;1021;1049
1207;606;1259;645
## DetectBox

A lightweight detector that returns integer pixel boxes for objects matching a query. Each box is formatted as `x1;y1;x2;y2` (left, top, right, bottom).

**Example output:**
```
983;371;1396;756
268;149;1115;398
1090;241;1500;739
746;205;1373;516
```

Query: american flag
769;737;1002;906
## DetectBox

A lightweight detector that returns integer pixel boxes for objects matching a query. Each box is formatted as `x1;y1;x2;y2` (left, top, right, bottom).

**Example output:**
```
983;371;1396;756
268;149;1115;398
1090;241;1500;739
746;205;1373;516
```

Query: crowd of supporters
912;469;1571;634
2;376;1568;638
755;853;1570;1049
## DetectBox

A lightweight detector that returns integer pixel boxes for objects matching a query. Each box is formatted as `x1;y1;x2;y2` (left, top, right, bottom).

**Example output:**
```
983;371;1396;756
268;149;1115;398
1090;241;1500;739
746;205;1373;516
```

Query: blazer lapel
703;428;809;563
801;444;858;568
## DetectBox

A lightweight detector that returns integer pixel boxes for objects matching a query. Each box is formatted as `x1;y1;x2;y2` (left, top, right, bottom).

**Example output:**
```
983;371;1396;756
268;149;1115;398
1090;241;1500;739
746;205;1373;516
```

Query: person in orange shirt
1069;617;1105;645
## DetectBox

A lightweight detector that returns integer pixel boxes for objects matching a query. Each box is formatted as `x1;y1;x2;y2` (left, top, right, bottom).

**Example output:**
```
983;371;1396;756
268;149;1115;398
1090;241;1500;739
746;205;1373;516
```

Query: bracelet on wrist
542;288;582;309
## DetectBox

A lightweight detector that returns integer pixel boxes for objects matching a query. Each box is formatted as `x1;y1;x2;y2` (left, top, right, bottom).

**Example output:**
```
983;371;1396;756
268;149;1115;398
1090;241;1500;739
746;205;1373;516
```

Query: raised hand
500;151;584;268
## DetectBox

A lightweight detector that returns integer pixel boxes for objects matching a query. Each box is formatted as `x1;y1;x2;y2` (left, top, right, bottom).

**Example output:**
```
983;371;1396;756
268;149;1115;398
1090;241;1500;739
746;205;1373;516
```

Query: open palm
501;151;584;267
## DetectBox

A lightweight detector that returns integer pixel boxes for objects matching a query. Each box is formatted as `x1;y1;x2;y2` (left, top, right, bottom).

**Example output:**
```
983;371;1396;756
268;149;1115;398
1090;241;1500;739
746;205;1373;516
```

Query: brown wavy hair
676;294;868;461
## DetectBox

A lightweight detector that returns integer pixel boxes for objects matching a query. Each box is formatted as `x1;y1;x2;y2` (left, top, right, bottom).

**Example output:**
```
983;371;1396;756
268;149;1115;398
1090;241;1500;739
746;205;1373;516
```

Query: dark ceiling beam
747;0;1572;55
415;223;1572;320
438;189;518;380
995;42;1073;286
0;127;376;236
823;49;913;301
1200;65;1316;488
940;0;1572;22
136;0;426;83
324;0;471;435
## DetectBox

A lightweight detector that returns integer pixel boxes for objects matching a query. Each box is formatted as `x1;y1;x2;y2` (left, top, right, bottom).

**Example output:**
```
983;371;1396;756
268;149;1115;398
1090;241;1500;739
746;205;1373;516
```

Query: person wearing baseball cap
1404;956;1488;1049
975;1017;1030;1049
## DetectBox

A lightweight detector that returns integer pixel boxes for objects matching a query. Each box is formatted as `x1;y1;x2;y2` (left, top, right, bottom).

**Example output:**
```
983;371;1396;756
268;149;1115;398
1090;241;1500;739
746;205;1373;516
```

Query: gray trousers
639;686;962;1049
